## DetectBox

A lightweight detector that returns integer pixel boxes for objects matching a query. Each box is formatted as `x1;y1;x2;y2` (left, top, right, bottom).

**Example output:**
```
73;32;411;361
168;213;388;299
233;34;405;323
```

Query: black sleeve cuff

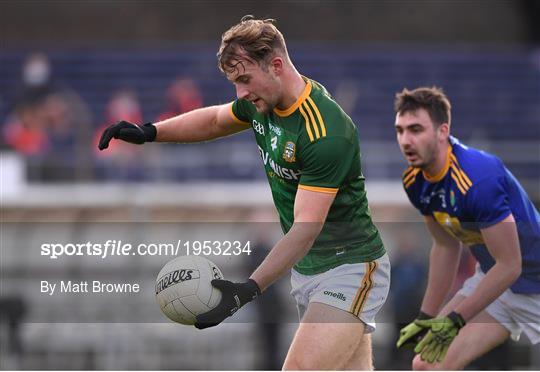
448;311;466;328
418;310;434;320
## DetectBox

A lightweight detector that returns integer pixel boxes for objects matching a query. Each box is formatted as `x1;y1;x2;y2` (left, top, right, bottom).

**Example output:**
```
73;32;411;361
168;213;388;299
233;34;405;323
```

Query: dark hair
217;15;287;74
394;86;452;127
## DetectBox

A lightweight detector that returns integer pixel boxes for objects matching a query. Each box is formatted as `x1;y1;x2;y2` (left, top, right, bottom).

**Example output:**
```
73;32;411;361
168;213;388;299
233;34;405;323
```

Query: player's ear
269;57;283;75
438;123;450;141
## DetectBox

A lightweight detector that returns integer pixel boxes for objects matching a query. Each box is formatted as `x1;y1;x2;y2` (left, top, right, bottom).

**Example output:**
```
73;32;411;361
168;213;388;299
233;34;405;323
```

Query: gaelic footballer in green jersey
231;77;385;274
98;16;389;369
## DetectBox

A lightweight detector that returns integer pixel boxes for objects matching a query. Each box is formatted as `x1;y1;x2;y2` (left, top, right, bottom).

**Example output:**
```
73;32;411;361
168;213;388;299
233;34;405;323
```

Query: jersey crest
282;141;296;162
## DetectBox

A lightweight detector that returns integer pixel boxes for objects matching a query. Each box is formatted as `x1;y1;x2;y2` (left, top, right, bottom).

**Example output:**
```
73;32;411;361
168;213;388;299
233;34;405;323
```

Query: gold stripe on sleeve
405;178;416;189
298;184;339;194
306;97;326;137
402;166;415;179
302;102;320;139
450;154;473;187
451;171;467;195
460;170;473;188
299;105;315;142
403;168;420;188
450;163;471;193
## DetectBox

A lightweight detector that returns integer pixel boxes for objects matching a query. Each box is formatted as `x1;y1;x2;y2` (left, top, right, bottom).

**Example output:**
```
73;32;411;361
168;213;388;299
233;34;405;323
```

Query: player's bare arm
98;102;249;150
396;217;461;350
250;188;336;291
452;213;522;321
421;215;462;316
154;102;250;143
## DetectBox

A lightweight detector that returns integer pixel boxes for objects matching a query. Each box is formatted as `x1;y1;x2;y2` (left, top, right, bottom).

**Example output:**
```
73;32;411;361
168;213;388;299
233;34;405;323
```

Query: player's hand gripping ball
155;255;224;325
194;278;260;329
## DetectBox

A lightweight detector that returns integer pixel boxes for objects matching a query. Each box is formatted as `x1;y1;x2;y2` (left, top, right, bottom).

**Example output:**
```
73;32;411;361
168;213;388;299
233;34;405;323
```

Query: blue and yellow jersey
404;136;540;294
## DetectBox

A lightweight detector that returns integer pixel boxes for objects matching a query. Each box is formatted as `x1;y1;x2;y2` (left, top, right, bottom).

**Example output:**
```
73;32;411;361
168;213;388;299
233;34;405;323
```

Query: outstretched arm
154;103;250;143
99;102;250;150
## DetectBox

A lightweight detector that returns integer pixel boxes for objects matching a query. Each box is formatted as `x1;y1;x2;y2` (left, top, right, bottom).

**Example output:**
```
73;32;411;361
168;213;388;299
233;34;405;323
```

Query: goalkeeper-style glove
98;120;156;150
194;279;261;330
414;311;466;364
396;311;433;349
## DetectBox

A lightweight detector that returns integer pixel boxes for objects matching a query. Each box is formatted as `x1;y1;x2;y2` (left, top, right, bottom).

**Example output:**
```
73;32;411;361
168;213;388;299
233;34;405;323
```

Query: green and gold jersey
231;77;385;275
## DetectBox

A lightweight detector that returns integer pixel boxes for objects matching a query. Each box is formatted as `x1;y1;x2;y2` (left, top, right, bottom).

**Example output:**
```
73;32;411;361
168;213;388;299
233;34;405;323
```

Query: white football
155;255;223;325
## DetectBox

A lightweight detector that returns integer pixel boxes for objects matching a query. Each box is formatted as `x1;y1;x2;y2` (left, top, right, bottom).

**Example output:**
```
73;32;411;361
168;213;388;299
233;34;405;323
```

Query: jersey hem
293;246;386;275
476;210;512;229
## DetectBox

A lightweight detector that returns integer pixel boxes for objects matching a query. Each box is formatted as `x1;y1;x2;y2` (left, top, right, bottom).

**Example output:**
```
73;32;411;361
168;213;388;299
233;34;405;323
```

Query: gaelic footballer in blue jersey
394;86;540;370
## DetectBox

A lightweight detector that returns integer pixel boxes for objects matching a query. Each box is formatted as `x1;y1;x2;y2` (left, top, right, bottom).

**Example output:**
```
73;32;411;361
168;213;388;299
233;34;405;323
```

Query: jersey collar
273;79;312;117
423;144;452;183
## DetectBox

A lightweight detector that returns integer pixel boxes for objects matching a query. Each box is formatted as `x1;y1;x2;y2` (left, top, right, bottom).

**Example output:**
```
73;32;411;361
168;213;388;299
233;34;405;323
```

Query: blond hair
218;15;287;74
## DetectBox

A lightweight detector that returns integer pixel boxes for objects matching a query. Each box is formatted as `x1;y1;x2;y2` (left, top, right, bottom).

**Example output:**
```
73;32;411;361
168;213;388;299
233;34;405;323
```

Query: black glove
98;120;156;150
195;279;261;330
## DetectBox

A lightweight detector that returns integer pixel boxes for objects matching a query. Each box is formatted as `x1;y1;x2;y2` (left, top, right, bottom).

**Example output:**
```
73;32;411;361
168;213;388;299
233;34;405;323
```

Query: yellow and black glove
414;311;466;363
396;311;433;349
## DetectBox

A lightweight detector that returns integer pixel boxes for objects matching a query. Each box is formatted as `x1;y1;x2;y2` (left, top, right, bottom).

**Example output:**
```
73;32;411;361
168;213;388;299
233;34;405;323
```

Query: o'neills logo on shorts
155;269;199;294
323;290;347;301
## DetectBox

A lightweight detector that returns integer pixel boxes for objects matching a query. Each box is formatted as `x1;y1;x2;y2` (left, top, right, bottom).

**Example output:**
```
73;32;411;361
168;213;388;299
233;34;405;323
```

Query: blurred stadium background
1;0;539;370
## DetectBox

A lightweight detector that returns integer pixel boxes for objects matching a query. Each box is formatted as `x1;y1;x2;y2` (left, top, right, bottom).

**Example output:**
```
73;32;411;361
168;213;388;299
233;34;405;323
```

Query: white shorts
457;265;540;344
290;253;390;333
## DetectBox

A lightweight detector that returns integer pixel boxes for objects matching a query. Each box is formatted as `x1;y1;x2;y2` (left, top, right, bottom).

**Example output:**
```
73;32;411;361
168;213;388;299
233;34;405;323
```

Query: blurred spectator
3;53;94;181
3;103;50;157
2;54;56;158
18;53;58;104
93;89;146;181
41;90;94;181
156;78;203;121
